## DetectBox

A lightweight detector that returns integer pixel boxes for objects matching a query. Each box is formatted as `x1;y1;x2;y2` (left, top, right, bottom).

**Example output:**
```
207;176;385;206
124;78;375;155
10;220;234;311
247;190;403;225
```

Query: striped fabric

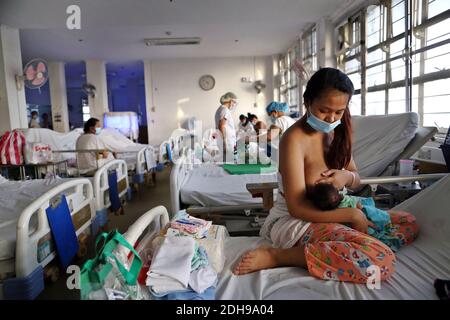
0;130;26;165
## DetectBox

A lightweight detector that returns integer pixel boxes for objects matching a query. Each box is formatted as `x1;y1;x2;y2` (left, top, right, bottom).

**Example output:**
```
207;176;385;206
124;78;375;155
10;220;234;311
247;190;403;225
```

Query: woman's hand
315;169;352;189
349;208;376;234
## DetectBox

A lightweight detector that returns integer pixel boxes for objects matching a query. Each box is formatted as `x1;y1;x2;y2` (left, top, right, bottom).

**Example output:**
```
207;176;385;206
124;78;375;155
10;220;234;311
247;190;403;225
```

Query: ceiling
0;0;357;62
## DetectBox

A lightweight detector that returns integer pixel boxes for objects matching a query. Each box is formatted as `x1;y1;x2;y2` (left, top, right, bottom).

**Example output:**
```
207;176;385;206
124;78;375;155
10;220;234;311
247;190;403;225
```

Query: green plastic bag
80;229;142;300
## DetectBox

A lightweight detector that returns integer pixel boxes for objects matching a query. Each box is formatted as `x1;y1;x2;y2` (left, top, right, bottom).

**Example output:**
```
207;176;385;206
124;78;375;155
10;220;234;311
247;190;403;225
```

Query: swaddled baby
308;183;404;251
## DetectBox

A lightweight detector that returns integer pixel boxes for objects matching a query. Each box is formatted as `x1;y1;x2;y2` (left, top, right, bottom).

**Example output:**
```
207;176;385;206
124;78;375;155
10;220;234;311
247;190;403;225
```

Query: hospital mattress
0;178;68;261
352;113;418;177
216;174;450;299
180;164;277;207
100;128;146;153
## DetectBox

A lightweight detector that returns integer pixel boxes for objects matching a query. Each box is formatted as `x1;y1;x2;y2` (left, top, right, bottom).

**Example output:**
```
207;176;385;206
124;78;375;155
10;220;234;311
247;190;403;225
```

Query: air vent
144;37;201;46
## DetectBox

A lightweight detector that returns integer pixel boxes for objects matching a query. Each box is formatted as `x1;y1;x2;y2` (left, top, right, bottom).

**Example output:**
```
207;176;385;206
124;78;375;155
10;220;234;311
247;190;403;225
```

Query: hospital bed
0;178;95;300
170;148;276;213
120;172;450;300
98;128;158;185
1;159;130;236
21;128;157;185
86;159;131;232
158;128;198;165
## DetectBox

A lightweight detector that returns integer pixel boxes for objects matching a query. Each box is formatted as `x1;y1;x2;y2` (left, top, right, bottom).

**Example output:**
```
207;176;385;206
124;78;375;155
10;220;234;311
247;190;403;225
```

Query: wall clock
199;74;215;91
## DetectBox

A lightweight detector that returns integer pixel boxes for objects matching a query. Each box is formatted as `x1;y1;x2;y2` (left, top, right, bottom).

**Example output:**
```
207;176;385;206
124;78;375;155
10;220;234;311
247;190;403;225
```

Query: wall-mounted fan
82;83;96;98
253;80;266;94
292;59;310;81
16;58;49;91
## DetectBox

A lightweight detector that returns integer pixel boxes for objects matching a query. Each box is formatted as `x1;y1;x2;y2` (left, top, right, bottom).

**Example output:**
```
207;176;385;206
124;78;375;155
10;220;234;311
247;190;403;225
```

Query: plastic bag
24;142;52;164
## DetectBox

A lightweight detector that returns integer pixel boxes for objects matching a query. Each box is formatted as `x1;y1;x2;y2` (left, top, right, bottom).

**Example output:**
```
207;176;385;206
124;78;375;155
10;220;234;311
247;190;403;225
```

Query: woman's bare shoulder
280;121;311;149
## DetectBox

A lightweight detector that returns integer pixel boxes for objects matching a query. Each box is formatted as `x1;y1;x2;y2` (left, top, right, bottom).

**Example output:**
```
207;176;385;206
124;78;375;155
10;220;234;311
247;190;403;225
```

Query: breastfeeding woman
233;68;419;283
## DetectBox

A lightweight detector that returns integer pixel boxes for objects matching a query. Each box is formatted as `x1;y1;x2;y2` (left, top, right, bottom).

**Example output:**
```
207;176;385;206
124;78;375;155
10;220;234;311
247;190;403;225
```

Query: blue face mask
95;127;102;135
306;111;341;133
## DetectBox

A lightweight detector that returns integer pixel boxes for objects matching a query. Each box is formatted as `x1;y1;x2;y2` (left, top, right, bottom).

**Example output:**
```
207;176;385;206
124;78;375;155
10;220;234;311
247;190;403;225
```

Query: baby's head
308;182;344;211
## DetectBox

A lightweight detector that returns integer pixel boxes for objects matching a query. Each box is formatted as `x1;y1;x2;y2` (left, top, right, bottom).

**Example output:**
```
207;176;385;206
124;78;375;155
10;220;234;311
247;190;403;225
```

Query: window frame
335;0;450;131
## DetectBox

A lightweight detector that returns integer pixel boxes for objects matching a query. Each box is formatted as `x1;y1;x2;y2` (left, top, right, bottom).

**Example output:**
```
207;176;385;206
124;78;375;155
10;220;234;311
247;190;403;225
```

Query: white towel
146;273;186;294
147;236;195;289
189;265;217;294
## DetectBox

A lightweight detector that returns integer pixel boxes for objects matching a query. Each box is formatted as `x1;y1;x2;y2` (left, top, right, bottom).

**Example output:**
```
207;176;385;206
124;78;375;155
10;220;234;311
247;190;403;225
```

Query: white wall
144;56;274;145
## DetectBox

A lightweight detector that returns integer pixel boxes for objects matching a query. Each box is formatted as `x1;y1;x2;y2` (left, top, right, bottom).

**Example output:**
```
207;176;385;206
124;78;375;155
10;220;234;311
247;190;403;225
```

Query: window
336;13;363;115
82;98;91;122
336;0;450;130
298;26;318;115
278;41;301;114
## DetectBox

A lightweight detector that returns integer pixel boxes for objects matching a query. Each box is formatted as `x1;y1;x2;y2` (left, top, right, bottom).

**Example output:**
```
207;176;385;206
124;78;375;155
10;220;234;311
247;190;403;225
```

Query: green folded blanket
222;163;277;175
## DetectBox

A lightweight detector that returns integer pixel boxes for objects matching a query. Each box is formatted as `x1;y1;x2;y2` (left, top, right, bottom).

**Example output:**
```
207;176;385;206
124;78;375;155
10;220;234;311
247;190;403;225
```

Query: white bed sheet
22;128;83;161
99;128;146;152
0;178;67;261
100;128;157;170
180;164;277;207
352;113;418;177
216;174;450;300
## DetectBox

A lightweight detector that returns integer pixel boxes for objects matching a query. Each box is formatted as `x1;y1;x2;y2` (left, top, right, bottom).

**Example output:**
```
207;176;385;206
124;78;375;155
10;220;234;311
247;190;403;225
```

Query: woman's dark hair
303;67;354;169
84;117;99;133
239;114;247;121
247;113;258;122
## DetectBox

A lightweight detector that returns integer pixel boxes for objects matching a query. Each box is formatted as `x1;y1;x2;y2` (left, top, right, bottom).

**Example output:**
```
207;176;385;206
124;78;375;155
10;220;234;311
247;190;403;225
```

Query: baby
307;182;364;211
308;182;403;251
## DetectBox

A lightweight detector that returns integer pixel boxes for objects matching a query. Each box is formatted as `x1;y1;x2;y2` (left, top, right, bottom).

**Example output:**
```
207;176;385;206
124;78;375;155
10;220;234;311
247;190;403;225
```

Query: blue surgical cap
266;101;289;114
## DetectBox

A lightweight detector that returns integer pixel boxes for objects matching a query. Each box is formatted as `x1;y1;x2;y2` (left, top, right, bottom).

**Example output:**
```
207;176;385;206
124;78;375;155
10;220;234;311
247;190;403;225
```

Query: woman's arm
315;156;361;190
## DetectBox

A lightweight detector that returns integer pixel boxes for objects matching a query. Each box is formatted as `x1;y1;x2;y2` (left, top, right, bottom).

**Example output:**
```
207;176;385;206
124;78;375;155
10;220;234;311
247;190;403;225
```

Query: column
317;17;336;68
144;60;156;145
0;25;28;132
48;61;69;132
85;60;109;125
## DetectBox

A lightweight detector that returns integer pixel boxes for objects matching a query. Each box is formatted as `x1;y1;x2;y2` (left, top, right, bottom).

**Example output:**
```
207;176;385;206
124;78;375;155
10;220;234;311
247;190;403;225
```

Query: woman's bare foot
233;247;278;275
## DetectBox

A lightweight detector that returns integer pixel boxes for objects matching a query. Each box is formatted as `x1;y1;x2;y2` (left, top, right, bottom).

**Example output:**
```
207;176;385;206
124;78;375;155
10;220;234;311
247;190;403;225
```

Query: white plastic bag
25;142;52;164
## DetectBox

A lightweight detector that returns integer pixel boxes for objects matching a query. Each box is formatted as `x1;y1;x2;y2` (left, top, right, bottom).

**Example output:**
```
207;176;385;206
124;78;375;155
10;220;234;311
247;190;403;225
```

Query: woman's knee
388;210;420;245
330;242;395;283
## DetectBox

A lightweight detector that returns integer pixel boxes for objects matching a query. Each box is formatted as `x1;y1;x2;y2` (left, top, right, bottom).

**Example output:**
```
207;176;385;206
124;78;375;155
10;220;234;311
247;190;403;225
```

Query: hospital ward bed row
0;159;130;299
21;128;158;185
109;170;450;300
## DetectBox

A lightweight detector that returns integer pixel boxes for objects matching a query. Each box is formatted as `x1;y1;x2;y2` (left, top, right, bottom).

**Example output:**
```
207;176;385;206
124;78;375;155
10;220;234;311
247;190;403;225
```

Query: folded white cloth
146;273;186;294
189;265;217;294
146;236;195;290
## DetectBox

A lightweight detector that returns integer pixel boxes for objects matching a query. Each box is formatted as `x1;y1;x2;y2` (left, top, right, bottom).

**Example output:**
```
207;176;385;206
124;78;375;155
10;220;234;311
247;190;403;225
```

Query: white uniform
29;118;40;128
214;105;236;151
75;133;113;171
274;115;296;135
238;121;254;133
